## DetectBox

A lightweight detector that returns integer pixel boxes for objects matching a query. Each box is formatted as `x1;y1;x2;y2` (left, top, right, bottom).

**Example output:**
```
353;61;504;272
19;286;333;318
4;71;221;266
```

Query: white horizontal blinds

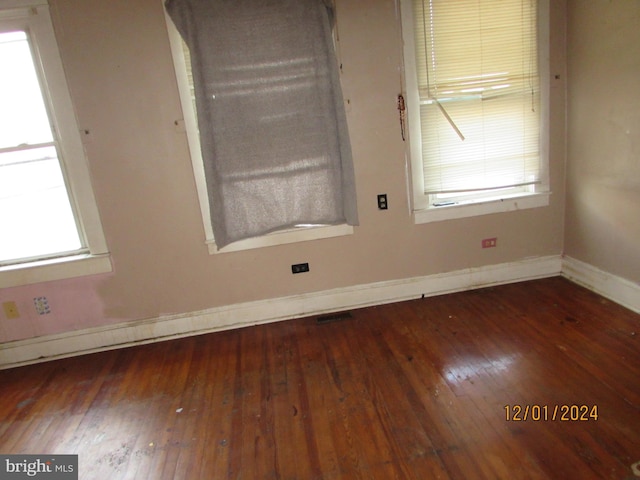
412;0;540;200
0;30;82;263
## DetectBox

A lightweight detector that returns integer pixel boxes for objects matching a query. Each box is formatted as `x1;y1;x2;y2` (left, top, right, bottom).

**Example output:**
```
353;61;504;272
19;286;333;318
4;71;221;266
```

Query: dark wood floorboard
1;276;639;479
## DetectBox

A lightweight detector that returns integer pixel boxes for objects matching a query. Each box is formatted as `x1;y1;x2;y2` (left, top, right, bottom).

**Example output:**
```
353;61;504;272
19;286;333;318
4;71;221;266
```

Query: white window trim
400;0;551;224
0;1;111;287
412;191;551;224
163;7;353;254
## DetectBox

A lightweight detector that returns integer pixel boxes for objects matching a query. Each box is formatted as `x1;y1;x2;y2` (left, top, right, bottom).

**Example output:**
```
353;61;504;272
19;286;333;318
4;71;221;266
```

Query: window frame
0;0;111;287
400;0;551;224
163;5;354;254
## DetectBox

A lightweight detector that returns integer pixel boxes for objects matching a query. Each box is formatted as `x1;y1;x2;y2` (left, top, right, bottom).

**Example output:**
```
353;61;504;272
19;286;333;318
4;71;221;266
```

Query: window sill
413;192;551;225
209;224;354;254
0;253;112;288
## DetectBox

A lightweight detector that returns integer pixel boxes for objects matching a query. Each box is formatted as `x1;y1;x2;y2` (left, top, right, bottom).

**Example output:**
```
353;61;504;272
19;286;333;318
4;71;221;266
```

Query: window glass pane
0;147;81;262
421;92;540;194
0;31;82;263
0;31;53;148
409;0;540;203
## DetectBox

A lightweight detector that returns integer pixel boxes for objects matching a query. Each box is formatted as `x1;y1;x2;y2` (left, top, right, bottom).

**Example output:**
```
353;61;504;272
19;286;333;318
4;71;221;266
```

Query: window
0;1;110;287
163;0;358;252
401;0;550;223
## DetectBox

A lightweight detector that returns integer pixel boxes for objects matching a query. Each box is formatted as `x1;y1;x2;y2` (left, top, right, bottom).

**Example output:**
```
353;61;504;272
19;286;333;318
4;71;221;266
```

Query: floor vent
317;311;353;324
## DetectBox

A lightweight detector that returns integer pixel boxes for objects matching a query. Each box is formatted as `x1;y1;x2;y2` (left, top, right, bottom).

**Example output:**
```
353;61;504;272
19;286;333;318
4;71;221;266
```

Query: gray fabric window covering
165;0;359;248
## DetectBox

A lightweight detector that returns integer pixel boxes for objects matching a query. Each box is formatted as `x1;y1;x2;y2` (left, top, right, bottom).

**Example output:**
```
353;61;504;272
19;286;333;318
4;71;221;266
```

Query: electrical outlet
291;262;310;274
2;301;20;319
482;237;497;248
377;194;388;210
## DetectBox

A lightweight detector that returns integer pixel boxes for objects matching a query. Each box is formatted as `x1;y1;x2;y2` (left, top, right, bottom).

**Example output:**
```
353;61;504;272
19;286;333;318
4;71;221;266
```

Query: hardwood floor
1;277;639;479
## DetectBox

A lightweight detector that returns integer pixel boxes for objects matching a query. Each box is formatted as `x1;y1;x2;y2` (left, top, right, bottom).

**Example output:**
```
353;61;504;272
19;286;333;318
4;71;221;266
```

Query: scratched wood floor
1;276;639;479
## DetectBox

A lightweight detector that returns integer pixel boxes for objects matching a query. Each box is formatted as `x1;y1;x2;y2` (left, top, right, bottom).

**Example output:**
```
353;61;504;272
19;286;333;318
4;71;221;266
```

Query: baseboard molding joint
561;256;640;314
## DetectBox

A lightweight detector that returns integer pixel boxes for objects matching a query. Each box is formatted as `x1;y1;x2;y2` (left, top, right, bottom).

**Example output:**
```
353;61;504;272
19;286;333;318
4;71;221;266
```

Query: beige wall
0;0;567;342
565;0;640;284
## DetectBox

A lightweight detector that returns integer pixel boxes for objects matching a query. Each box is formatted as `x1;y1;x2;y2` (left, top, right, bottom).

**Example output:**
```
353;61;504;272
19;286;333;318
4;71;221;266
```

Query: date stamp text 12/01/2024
504;404;598;421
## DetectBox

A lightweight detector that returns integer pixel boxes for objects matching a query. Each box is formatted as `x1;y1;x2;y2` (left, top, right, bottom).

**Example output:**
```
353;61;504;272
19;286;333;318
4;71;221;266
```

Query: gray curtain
165;0;359;248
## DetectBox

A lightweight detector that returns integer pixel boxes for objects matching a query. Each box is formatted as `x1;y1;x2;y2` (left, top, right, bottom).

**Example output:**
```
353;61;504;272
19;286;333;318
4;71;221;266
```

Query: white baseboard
0;255;562;370
561;256;640;314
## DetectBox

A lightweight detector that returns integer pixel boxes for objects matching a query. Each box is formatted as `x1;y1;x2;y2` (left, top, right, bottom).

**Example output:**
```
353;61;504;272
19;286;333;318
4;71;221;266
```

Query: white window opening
0;30;81;262
163;2;356;253
0;2;110;287
401;0;550;223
